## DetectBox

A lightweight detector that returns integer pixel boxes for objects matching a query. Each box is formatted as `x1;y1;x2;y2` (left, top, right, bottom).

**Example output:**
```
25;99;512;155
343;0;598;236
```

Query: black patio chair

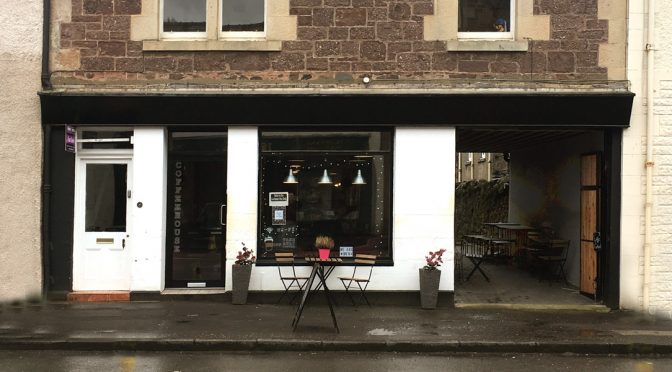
275;252;309;304
338;254;376;306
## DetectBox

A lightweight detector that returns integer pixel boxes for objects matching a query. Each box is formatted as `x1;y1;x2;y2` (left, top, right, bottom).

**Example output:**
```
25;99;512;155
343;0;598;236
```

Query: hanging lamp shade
352;169;367;185
283;168;298;184
318;169;332;184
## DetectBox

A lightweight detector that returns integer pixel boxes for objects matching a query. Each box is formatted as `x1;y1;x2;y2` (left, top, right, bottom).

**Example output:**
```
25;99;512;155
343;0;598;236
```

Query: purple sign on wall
65;125;76;153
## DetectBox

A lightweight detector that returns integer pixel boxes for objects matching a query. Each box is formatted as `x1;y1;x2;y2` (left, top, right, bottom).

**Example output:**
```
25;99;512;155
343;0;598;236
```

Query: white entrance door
73;157;132;291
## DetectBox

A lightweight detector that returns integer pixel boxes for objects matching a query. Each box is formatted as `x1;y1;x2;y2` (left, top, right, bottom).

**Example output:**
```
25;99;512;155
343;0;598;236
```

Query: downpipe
643;0;655;312
41;0;52;298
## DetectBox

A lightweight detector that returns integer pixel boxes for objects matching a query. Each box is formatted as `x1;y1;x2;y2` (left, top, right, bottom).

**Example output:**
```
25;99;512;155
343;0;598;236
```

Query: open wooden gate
580;153;600;297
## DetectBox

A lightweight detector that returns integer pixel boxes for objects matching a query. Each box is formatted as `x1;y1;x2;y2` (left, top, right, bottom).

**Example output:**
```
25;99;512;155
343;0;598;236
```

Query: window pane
85;164;127;232
259;132;392;261
459;0;510;32
163;0;206;32
81;131;133;149
221;0;264;32
170;132;228;155
261;131;391;152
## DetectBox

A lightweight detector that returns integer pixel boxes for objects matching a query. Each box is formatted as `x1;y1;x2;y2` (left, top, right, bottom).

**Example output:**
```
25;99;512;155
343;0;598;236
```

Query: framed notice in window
269;192;289;206
272;206;286;225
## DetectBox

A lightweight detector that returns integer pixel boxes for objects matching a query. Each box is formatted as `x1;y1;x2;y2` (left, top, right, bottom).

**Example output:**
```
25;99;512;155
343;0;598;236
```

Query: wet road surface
0;351;667;372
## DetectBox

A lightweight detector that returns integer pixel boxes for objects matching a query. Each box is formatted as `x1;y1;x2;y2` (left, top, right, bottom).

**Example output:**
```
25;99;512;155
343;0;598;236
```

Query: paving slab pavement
1;301;671;355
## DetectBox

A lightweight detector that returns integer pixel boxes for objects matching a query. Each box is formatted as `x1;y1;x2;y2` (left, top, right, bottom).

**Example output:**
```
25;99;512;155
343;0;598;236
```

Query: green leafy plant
315;235;335;250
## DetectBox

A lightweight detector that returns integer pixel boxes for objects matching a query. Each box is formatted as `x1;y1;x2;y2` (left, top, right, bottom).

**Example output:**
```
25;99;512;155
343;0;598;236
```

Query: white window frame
219;0;267;40
159;0;267;40
457;0;515;40
160;0;208;40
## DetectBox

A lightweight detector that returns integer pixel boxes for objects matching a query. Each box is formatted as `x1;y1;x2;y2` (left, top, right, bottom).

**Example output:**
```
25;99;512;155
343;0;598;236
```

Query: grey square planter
419;268;441;309
232;264;252;305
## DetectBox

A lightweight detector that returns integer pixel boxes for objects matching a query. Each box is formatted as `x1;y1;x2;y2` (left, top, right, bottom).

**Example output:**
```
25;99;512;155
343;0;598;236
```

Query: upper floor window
160;0;265;40
458;0;514;40
221;0;265;38
162;0;207;39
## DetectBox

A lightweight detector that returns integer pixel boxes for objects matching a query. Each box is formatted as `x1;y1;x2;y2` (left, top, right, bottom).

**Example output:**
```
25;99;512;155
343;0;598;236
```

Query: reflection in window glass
85;164;127;232
221;0;265;32
259;131;392;261
163;0;207;33
459;0;510;32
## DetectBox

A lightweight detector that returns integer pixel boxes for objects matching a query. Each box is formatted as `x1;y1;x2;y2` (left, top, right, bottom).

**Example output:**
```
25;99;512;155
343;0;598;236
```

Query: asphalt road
0;351;667;372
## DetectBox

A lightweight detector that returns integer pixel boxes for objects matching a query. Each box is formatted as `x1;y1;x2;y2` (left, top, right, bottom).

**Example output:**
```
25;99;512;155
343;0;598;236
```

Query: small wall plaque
339;246;353;257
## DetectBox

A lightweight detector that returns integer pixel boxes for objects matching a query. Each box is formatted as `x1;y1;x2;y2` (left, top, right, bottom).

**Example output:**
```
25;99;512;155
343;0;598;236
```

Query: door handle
122;238;126;249
220;204;226;226
592;232;601;251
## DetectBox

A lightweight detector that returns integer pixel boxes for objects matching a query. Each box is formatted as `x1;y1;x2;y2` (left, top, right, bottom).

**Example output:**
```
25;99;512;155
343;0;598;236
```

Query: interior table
494;224;537;255
291;257;344;333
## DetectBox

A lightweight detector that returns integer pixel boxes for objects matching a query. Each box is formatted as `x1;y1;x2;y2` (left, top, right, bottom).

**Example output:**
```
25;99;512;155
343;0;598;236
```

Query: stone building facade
17;0;650;313
457;153;508;182
0;0;43;303
624;0;672;318
51;0;621;83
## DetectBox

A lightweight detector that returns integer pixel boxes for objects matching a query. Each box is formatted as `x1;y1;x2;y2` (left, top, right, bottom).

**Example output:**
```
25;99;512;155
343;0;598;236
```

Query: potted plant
315;235;335;260
419;248;447;309
232;242;256;305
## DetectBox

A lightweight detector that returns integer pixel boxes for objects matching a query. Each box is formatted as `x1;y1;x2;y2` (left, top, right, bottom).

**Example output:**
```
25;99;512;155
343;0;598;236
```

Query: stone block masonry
55;0;612;82
652;78;672;315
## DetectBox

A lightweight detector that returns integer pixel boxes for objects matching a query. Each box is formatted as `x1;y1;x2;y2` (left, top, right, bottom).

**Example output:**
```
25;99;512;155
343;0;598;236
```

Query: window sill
445;40;528;52
142;39;283;52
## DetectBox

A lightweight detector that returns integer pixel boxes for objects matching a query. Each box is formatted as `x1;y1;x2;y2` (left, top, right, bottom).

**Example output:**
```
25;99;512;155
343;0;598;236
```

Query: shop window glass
259;131;392;262
458;0;512;35
163;0;207;34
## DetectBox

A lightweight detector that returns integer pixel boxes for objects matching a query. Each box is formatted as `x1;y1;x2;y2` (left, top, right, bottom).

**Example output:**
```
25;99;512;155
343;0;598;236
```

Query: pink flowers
235;242;256;265
423;248;447;271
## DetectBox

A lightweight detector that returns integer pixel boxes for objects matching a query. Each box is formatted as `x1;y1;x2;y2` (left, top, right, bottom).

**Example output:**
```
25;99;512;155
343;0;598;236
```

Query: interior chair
534;239;570;284
338;254;376;306
275;252;309;304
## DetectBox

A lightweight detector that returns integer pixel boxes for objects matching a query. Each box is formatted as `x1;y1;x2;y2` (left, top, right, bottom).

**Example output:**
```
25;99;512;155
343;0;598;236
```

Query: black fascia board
39;91;634;128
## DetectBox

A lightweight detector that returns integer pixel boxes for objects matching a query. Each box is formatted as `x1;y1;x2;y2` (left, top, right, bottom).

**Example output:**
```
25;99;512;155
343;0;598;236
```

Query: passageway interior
454;128;605;307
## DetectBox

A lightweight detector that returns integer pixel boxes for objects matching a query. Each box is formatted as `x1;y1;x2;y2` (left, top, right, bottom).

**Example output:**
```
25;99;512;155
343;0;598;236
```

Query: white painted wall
231;127;456;292
130;128;168;291
624;0;672;318
391;127;455;291
0;0;43;302
225;127;261;291
509;132;603;287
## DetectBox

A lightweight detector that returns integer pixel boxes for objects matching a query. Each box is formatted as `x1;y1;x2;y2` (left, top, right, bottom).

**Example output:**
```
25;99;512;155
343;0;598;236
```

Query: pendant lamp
318;169;332;184
283;168;298;184
352;169;367;185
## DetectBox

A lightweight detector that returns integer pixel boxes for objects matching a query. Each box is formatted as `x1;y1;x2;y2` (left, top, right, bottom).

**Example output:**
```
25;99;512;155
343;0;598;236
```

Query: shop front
39;90;632;307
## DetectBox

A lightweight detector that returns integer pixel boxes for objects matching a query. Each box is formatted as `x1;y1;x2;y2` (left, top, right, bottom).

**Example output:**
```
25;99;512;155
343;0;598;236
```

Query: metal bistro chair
533;239;570;284
275;252;309;304
338;254;376;306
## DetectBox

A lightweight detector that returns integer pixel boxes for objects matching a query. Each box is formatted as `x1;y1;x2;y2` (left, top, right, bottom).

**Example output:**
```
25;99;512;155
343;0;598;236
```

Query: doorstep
66;291;130;302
